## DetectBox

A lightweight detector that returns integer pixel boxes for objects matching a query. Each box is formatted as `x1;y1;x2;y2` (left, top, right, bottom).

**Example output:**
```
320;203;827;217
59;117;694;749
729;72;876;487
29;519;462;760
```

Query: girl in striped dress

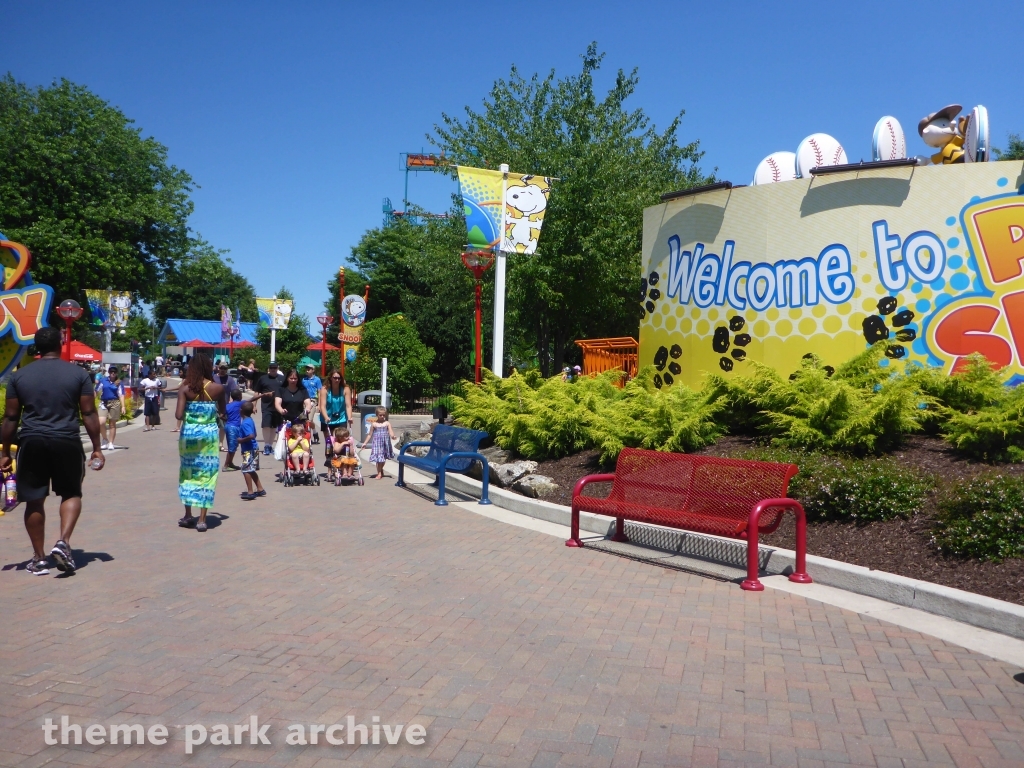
175;353;226;532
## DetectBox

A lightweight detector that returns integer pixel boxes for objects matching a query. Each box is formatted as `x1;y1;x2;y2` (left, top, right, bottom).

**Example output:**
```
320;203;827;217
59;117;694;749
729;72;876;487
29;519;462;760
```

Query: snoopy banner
639;161;1024;387
338;293;367;363
84;290;131;328
457;166;553;254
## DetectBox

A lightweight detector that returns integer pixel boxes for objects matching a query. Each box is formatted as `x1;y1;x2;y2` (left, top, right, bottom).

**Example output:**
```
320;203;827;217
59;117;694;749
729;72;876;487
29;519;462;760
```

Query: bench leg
565;505;582;547
611;516;628;543
478;460;492;506
741;530;764;591
395;461;406;488
435;469;449;506
789;505;812;584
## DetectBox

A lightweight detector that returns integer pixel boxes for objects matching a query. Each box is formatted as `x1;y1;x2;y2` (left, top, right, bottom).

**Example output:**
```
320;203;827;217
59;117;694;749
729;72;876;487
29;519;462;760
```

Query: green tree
348;314;435;408
0;76;196;305
994;134;1024;161
431;43;713;375
255;286;311;364
152;242;258;325
330;210;490;382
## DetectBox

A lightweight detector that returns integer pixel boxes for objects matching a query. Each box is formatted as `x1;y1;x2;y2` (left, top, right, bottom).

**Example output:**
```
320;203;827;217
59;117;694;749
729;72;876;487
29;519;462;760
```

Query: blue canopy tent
158;319;261;362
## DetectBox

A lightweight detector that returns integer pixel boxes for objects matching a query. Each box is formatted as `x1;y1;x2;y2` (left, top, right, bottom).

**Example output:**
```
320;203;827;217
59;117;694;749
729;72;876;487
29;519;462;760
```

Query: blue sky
4;1;1023;325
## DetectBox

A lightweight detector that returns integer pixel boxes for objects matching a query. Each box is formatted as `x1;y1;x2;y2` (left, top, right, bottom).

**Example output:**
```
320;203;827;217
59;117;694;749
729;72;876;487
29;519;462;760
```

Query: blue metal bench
396;424;493;506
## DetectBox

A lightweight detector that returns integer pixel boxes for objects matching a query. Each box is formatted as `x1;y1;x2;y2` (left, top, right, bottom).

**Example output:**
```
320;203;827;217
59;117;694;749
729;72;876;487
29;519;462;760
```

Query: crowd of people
4;333;401;573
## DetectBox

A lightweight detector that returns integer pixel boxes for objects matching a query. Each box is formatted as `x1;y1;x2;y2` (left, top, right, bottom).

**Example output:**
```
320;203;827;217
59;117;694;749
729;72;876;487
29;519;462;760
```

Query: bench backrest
610;448;797;534
426;424;489;472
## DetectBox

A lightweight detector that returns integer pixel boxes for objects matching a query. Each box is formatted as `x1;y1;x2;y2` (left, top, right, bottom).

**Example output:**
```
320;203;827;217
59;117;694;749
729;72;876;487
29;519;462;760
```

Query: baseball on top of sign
751;151;797;185
872;116;907;161
795;133;847;178
964;105;990;163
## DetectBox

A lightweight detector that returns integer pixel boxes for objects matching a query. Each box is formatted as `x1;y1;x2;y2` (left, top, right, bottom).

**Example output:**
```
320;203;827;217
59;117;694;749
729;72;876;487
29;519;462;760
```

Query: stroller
324;430;364;486
279;420;320;487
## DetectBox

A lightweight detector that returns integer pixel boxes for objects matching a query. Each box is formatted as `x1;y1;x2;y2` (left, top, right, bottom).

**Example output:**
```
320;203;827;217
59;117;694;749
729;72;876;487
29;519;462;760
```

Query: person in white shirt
155;354;165;374
139;374;165;431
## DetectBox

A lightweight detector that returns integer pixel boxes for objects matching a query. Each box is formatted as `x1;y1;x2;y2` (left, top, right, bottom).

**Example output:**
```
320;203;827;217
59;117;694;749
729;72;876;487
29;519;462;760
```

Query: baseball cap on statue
918;104;962;136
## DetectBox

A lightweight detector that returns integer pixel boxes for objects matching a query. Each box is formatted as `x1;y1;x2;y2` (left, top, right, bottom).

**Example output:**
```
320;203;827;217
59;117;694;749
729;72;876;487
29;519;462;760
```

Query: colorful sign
457;166;553;254
0;236;54;377
84;289;131;328
256;297;292;330
84;289;111;327
338;294;367;361
255;297;274;328
639;161;1024;387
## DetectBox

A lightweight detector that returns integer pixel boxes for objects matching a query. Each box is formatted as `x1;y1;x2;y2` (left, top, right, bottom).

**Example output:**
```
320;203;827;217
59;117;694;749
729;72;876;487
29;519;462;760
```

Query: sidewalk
1;426;1023;766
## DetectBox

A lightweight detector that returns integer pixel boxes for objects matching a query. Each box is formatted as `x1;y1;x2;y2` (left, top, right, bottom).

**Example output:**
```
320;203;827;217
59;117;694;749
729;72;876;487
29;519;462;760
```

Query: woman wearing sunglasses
318;368;353;455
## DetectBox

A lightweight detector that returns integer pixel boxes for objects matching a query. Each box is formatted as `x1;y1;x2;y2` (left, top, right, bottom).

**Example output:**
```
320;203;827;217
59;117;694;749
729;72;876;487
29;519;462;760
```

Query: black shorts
261;405;282;430
16;437;86;502
144;397;160;418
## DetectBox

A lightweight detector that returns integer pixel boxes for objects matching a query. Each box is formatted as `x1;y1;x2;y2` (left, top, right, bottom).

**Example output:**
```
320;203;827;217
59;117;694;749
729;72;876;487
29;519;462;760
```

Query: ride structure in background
382;152;452;225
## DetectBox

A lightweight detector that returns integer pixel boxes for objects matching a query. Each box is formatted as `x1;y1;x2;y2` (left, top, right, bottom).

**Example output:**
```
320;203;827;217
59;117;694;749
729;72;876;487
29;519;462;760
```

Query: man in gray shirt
2;327;104;575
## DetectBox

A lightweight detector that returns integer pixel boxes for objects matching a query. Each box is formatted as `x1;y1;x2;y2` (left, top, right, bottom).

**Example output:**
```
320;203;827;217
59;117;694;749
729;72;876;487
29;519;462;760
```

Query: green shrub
451;367;724;462
742;447;930;522
934;475;1024;561
348;314;434;409
710;346;932;454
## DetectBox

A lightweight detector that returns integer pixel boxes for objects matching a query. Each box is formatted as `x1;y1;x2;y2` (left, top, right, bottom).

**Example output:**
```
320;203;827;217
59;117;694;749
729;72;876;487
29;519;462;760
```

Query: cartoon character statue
503;176;551;254
918;104;968;165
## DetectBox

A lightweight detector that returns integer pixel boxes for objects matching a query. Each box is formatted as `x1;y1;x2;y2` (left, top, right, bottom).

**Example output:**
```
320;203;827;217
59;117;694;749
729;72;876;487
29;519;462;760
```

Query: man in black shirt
252;361;285;455
2;327;104;575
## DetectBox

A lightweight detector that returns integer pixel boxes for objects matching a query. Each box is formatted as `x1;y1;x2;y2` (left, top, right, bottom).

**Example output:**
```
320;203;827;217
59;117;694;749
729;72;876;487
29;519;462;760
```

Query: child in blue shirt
223;389;244;470
238;401;265;500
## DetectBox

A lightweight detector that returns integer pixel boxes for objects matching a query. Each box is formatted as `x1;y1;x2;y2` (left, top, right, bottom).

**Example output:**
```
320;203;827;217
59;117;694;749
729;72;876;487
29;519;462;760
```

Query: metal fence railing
391;381;467;416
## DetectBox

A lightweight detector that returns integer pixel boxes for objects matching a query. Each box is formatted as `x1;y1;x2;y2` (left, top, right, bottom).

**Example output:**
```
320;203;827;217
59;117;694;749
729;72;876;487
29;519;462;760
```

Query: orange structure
575;337;638;383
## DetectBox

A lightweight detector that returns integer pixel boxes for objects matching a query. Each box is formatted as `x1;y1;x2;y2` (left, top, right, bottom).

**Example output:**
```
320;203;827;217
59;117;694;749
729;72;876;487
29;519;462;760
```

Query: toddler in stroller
282;420;319;486
326;427;363;486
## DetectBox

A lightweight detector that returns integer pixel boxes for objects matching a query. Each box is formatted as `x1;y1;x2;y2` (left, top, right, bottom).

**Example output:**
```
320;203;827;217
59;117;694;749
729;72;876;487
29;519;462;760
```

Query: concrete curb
439;470;1024;642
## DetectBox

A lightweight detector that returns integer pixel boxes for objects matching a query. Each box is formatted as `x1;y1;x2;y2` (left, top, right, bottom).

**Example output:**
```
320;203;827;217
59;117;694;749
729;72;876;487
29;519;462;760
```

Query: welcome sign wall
639;162;1024;386
0;234;54;377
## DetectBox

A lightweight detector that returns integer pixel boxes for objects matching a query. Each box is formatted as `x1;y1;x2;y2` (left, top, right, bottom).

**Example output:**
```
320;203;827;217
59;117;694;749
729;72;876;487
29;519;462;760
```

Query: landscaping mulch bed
525;437;1024;606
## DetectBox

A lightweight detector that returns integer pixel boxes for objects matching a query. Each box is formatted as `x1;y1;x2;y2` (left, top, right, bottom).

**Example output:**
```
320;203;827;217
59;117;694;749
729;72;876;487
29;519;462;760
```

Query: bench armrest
398;440;433;459
572;473;616;501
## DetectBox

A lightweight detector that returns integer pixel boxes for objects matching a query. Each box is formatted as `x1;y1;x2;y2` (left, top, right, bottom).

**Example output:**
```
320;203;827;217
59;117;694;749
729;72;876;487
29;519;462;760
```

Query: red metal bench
566;447;812;591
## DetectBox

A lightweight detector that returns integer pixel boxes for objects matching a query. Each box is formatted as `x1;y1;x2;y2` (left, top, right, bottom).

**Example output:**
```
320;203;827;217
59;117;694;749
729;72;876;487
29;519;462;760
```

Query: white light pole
269;294;277;363
491;163;509;377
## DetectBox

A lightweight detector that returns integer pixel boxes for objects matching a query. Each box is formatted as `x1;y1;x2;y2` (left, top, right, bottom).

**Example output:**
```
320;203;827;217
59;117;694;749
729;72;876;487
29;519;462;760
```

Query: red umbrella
68;340;102;362
181;339;215;348
307;341;340;351
233;339;258;348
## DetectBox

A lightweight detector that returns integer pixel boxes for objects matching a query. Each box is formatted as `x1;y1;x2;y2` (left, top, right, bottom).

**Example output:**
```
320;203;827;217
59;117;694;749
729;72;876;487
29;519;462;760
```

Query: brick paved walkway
1;425;1023;767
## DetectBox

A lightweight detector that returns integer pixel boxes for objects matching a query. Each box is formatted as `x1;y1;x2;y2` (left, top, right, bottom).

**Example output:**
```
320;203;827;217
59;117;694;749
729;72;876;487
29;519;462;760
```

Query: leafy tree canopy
0;75;196;304
430;43;713;375
152;242;258;325
348;314;435;408
329;211;491;382
994;134;1024;161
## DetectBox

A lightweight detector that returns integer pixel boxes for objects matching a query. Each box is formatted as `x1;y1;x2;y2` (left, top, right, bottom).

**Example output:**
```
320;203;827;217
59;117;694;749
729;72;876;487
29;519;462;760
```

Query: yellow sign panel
640;161;1024;387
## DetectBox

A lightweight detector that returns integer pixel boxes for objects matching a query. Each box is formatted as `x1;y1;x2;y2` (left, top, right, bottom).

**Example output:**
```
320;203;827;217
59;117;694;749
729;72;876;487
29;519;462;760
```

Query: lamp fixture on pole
57;299;84;362
316;313;334;378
